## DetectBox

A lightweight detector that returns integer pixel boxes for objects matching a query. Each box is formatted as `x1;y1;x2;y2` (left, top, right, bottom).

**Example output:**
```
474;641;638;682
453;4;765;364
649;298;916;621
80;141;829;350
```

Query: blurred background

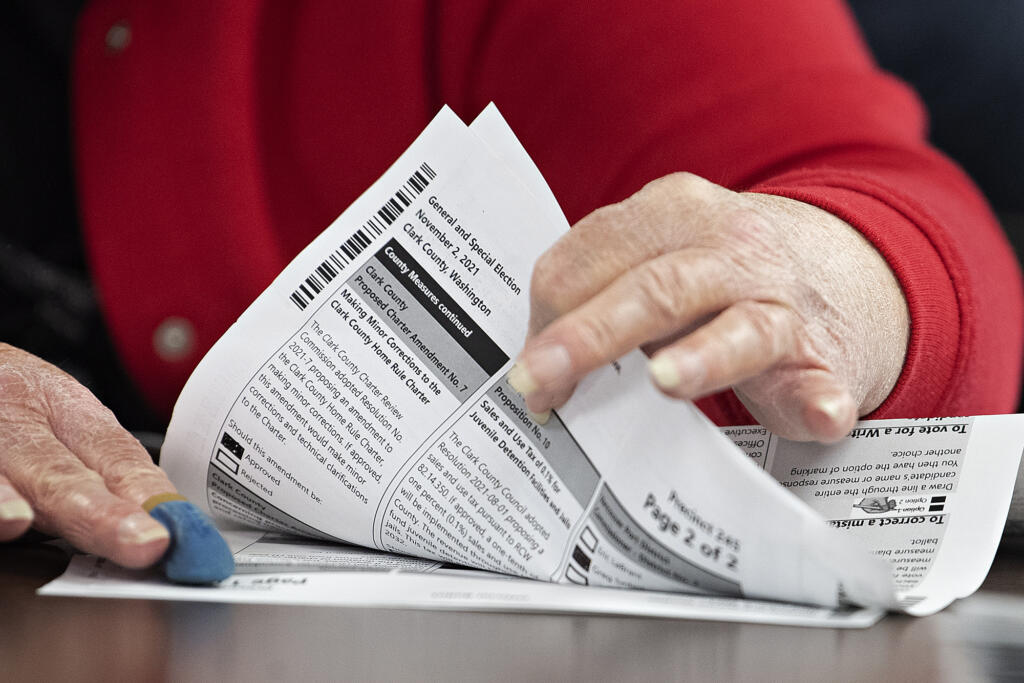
2;2;1023;420
850;1;1024;263
851;0;1024;410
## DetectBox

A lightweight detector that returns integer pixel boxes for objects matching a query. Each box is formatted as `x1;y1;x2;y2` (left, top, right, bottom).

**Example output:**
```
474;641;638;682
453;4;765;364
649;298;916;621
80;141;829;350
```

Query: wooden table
4;539;1024;682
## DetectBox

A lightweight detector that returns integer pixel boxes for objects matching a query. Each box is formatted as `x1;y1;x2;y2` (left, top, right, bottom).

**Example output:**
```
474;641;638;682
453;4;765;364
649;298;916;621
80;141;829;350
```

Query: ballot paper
41;528;883;628
39;106;1024;625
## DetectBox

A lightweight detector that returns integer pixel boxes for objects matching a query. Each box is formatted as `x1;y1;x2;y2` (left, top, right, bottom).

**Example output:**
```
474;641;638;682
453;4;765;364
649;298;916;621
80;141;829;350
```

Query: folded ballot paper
40;106;1024;628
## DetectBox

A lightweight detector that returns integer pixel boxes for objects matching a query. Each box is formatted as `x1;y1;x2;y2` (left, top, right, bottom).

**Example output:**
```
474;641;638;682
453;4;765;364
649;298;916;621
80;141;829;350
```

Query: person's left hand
508;172;909;442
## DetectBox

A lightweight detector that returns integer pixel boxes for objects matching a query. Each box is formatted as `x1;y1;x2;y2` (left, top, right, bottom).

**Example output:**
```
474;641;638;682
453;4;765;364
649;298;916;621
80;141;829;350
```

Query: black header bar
374;239;509;375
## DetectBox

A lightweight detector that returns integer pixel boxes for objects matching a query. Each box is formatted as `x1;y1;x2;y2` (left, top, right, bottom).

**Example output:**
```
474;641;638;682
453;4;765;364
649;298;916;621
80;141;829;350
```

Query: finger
2;421;170;568
510;250;742;410
735;369;858;443
0;475;33;541
29;373;233;580
44;379;178;507
522;382;577;424
647;301;799;400
0;344;178;507
527;173;725;334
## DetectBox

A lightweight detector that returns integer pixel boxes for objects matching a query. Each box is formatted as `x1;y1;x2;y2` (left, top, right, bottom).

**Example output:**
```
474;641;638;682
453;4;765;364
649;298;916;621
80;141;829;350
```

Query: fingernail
507;363;538;395
650;352;705;394
509;345;571;396
0;485;32;521
118;511;170;545
808;395;854;440
527;409;551;425
0;499;33;522
648;356;680;388
814;396;846;425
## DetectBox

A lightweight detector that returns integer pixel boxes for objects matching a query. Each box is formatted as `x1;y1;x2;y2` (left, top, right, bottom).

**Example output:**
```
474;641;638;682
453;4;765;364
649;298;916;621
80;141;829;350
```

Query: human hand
509;173;909;442
0;344;232;580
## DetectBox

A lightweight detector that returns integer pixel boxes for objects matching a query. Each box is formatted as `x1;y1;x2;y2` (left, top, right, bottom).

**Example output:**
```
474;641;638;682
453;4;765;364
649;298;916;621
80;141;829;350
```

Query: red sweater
73;1;1023;423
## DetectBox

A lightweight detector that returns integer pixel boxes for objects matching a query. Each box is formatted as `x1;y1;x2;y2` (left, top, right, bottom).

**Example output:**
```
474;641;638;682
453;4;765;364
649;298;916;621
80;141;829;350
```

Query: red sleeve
74;1;1021;419
435;0;1023;421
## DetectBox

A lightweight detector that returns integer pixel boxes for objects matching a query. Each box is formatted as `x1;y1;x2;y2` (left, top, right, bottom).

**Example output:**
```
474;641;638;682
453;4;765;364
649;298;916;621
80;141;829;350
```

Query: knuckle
55;403;122;448
530;248;577;314
0;368;43;415
530;248;567;297
631;257;693;324
103;451;161;493
24;459;103;511
735;301;795;359
578;201;629;231
0;348;94;420
629;173;711;228
565;315;619;364
570;202;636;251
531;226;620;318
589;191;666;239
644;171;711;201
717;208;792;276
701;224;792;302
720;207;775;247
0;342;29;366
668;171;710;194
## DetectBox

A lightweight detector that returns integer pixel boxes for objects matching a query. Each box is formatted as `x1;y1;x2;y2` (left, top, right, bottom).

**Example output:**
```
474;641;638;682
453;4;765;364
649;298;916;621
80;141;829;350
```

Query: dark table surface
4;539;1024;683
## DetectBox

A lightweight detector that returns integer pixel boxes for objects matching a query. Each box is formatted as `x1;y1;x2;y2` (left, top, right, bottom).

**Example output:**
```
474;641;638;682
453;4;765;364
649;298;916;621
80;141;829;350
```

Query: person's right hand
509;173;909;442
0;343;175;567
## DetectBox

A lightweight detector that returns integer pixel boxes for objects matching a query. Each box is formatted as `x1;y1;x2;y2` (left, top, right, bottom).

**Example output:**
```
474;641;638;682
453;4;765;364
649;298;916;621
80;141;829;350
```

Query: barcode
289;162;436;310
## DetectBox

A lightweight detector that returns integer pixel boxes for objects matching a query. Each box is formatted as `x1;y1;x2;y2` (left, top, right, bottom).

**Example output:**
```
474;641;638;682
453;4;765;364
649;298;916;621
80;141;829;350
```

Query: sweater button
153;317;195;361
105;21;132;53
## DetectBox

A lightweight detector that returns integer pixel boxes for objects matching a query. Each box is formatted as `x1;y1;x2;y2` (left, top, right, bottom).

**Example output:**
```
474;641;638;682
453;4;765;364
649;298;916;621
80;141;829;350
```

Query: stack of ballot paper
40;106;1024;628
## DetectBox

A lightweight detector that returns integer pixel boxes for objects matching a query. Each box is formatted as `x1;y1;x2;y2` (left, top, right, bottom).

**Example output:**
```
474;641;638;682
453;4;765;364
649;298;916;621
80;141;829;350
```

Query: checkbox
221;432;245;459
565;564;588;585
581;526;598;552
215;447;240;474
572;545;592;572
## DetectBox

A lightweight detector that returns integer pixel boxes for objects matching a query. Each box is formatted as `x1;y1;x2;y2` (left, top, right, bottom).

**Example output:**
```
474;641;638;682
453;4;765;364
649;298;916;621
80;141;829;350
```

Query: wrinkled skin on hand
0;343;175;566
509;173;909;442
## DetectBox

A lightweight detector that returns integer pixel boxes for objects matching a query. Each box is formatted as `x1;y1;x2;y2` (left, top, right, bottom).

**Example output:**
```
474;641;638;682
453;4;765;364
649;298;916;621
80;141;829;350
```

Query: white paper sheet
39;529;882;628
38;106;1024;625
